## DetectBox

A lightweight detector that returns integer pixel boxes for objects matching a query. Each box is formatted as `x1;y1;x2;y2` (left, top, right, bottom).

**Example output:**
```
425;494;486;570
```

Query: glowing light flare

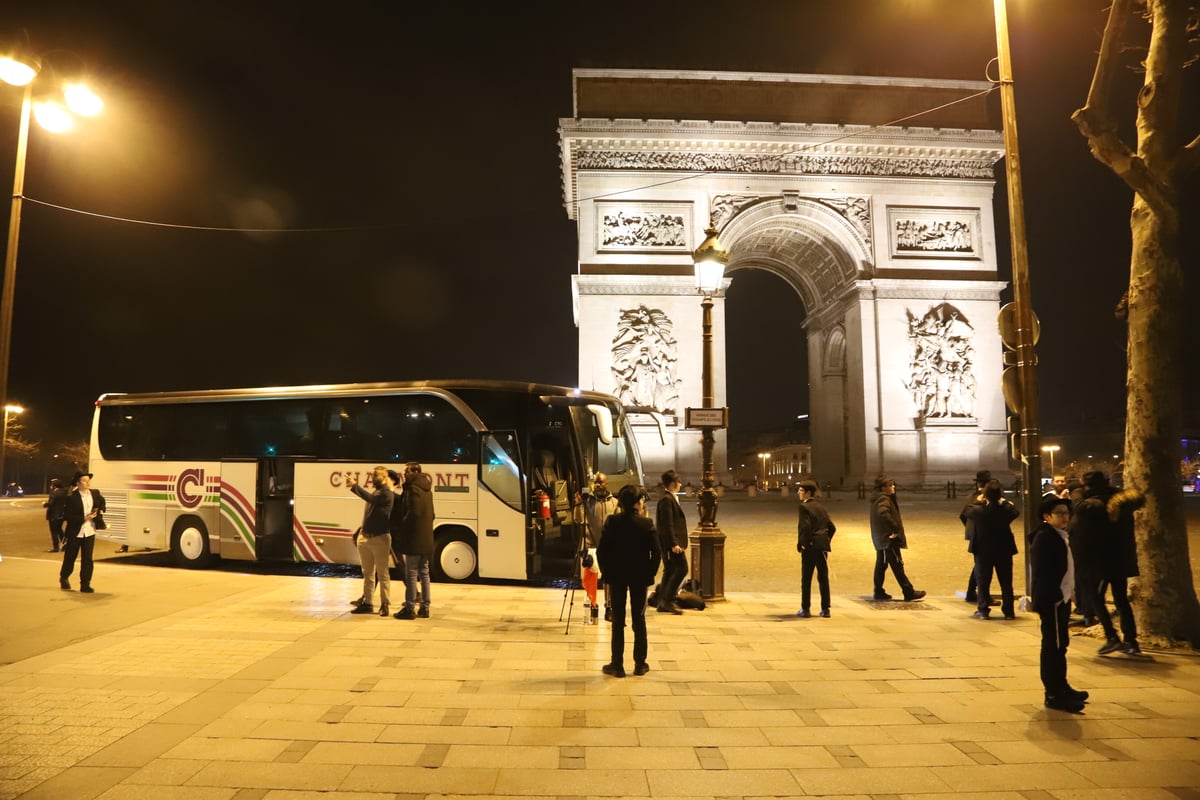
63;83;103;116
33;100;75;133
0;56;37;86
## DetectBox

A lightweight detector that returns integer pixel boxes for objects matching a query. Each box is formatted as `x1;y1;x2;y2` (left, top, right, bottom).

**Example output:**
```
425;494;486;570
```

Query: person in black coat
868;475;924;601
597;484;662;678
959;469;991;603
795;480;836;618
964;480;1019;619
43;478;68;552
654;469;688;614
1029;495;1088;712
393;462;436;620
60;471;106;593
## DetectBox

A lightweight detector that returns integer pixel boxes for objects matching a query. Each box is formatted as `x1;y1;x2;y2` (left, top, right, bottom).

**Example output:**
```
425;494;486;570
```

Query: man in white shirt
60;471;107;593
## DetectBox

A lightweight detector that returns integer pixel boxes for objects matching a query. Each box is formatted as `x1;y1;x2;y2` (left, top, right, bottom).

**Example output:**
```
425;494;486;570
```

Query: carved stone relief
611;306;681;414
711;192;872;251
599;209;688;252
903;303;976;420
575;149;996;180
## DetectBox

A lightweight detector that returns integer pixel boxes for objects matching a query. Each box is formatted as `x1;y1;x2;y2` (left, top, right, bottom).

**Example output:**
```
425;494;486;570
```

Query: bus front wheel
432;530;477;582
171;516;213;569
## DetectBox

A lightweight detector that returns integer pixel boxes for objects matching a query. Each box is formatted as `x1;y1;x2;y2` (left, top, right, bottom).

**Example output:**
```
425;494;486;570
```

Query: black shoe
819;608;830;618
48;547;60;553
656;603;683;615
965;594;977;603
349;598;366;607
1003;613;1016;620
603;606;612;622
394;607;416;620
904;590;927;601
972;609;990;619
350;604;374;615
417;607;430;619
59;578;70;591
378;604;389;617
80;585;94;594
1122;642;1142;655
1045;694;1085;713
1064;686;1090;703
796;609;812;618
117;545;128;553
633;662;650;676
602;663;626;678
1098;638;1123;655
873;590;893;601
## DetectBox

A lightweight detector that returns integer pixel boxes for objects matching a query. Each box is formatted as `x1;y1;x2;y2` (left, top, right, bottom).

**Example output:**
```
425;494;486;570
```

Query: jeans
405;554;431;610
608;578;648;667
1096;575;1137;644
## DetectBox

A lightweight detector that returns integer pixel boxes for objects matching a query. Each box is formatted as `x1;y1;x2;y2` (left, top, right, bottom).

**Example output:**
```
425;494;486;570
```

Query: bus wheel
433;530;477;582
171;516;212;569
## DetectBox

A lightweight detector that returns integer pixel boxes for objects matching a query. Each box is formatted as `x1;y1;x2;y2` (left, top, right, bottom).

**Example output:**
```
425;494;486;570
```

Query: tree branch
1177;133;1200;175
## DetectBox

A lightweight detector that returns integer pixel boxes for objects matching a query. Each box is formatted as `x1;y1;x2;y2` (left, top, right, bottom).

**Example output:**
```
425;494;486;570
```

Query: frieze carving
710;193;873;252
903;303;976;420
710;194;759;229
611;306;681;414
814;196;872;251
600;210;687;251
575;149;996;180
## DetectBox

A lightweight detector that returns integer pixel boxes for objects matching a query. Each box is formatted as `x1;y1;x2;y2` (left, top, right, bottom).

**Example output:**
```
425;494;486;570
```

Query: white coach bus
89;380;644;581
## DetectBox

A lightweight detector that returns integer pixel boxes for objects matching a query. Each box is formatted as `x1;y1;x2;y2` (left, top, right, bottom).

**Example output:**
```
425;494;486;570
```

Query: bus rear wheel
171;516;213;569
432;530;477;582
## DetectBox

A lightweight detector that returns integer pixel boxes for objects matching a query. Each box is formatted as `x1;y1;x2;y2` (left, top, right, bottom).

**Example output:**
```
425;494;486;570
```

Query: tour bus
89;380;645;581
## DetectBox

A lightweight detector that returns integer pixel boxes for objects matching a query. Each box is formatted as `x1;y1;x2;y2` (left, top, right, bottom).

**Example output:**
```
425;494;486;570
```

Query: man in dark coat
1030;495;1088;712
347;466;394;616
60;471;106;593
963;480;1019;619
959;469;991;603
869;475;925;601
1070;471;1145;655
796;480;836;618
654;469;688;614
597;484;662;678
393;462;436;620
43;478;68;552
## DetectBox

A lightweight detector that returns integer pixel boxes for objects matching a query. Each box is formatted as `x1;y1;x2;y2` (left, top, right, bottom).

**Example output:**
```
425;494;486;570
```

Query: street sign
685;407;728;429
997;302;1041;350
1002;367;1022;414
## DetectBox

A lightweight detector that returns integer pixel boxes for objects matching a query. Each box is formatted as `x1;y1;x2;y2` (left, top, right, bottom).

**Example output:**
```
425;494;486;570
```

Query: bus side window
480;432;522;511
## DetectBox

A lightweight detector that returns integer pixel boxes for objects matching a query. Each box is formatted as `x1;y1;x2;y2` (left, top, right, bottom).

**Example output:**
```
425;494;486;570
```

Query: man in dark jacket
654;469;688;614
964;480;1019;619
1030;495;1088;712
1070;471;1145;655
348;466;394;616
44;478;68;552
869;475;925;601
960;469;991;603
394;462;436;620
796;480;836;618
597;484;662;677
60;471;106;593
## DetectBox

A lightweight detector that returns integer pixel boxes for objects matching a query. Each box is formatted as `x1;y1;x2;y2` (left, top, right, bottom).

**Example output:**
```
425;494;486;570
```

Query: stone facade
561;69;1010;488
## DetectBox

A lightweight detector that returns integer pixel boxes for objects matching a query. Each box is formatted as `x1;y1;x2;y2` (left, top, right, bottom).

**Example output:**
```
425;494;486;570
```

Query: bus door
257;458;295;561
477;431;528;580
217;460;258;561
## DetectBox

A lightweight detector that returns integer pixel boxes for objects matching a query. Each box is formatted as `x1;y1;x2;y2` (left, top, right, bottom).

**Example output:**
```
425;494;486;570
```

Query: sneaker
796;609;812;618
417;607;430;619
1122;642;1142;655
1044;694;1085;713
972;609;990;619
350;604;375;615
872;590;893;601
601;663;626;678
349;598;366;607
1098;638;1123;655
633;662;650;676
394;607;416;620
903;590;927;601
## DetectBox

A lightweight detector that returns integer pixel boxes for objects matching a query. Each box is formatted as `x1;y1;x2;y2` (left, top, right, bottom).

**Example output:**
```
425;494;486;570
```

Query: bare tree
1073;0;1200;645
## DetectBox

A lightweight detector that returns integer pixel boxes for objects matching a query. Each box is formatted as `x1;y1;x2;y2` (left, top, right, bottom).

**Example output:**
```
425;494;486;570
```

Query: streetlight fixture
686;217;729;601
1;403;23;489
0;45;103;493
758;452;770;488
1041;444;1060;478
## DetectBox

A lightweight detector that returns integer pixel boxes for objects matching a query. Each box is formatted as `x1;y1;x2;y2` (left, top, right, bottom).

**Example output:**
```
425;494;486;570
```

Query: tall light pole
686;218;729;602
758;452;769;488
1041;444;1060;479
1;403;23;489
0;50;103;491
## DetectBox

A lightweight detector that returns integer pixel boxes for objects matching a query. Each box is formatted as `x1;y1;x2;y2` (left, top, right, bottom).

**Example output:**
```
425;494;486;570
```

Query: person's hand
888;532;898;539
673;545;684;554
346;473;358;488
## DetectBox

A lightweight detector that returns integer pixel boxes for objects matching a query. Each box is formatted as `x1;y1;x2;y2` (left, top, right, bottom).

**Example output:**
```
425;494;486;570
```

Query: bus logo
176;468;205;509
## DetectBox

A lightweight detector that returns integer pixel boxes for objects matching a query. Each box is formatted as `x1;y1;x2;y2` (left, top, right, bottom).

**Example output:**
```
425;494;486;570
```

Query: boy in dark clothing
795;480;836;617
1030;495;1088;712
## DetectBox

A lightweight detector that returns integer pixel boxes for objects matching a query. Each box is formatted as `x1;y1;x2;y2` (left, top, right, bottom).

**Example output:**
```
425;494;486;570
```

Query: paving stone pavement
2;556;1199;800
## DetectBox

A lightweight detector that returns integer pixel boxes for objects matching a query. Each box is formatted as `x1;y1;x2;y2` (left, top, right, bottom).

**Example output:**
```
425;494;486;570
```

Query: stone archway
562;68;1010;487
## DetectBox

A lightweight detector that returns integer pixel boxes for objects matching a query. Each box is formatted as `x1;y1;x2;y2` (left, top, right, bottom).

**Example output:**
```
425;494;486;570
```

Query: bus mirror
586;404;613;445
648;411;668;445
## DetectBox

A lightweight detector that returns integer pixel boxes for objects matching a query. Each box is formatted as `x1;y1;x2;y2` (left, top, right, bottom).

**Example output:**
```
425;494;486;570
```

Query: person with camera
597;484;662;677
347;466;395;616
963;479;1019;620
60;471;106;593
795;480;836;618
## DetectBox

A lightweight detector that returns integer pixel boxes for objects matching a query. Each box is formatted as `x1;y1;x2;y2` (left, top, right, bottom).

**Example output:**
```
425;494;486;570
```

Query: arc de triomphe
560;69;1010;488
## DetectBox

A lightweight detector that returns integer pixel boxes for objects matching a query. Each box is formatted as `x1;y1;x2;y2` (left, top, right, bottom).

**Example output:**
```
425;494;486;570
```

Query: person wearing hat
43;477;68;552
868;475;925;601
597;484;662;678
1029;494;1088;712
60;471;106;593
959;469;992;604
795;480;836;618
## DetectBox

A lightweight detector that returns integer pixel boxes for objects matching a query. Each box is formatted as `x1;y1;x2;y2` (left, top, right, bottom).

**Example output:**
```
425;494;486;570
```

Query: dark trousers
873;543;914;595
1096;575;1137;644
60;535;96;586
1038;600;1072;696
965;567;977;601
48;519;66;550
800;548;830;611
974;553;1014;617
659;550;688;607
608;579;648;667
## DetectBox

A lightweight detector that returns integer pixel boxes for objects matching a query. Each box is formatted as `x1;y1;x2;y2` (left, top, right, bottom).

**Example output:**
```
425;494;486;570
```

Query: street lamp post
1;403;23;490
758;452;769;489
687;218;729;602
1041;444;1060;479
0;49;103;492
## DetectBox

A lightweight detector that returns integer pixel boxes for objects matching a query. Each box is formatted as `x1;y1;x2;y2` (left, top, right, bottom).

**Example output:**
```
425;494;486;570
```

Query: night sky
1;1;1196;466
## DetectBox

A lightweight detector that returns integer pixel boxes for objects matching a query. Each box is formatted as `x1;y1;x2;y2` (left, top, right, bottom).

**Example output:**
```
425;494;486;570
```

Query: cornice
864;278;1009;301
573;274;730;297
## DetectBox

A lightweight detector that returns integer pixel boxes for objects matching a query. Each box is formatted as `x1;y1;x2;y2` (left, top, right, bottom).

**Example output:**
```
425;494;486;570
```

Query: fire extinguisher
534;489;551;520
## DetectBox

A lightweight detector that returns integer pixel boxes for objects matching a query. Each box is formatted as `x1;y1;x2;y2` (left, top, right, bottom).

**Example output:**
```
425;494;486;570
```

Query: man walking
655;469;688;614
796;480;835;618
869;475;925;601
